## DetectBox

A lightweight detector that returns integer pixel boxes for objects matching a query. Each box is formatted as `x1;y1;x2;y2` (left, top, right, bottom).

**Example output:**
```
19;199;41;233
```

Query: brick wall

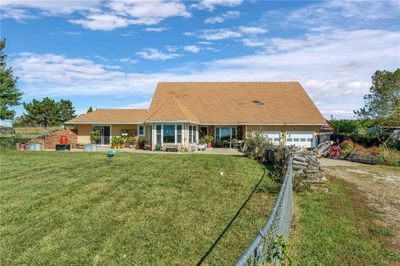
43;129;78;149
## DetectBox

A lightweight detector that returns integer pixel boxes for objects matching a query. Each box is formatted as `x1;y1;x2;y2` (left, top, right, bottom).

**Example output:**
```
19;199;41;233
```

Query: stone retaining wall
292;151;327;191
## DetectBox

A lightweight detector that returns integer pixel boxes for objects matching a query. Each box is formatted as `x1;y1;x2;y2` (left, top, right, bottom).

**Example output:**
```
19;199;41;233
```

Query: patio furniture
164;144;179;152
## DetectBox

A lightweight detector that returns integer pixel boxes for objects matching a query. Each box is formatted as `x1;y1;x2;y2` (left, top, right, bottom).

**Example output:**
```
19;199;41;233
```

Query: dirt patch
321;161;400;250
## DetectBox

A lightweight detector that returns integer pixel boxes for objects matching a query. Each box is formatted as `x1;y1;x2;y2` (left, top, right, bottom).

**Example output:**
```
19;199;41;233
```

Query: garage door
286;131;314;147
261;131;281;145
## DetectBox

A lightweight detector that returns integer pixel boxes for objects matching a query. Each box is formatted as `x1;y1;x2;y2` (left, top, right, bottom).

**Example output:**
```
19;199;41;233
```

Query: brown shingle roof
146;96;199;122
66;109;148;124
66;82;326;125
149;82;326;125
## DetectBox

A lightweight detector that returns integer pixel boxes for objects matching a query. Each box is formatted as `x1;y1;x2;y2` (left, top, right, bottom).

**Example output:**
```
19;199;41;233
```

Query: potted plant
203;135;214;148
111;136;122;149
85;130;100;152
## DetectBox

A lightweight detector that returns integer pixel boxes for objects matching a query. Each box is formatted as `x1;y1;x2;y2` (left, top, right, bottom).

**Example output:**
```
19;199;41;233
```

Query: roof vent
252;100;264;106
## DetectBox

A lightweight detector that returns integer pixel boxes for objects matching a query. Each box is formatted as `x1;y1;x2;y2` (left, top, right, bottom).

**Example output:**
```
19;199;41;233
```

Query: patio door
92;125;111;145
215;127;236;146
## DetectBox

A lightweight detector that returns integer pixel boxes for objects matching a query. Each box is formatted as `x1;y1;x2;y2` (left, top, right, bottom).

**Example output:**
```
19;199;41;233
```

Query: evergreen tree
0;40;23;120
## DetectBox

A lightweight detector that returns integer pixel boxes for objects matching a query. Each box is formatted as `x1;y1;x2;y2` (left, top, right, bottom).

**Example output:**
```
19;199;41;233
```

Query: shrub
379;145;400;166
201;135;214;144
244;131;270;159
340;140;355;159
0;135;31;150
111;136;122;147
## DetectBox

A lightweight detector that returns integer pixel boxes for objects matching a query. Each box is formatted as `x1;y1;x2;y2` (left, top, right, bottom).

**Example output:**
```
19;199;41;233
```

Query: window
287;138;293;142
189;125;197;143
307;138;313;142
177;125;182;143
138;125;145;136
156;125;162;144
300;138;306;142
273;138;280;142
163;125;175;143
294;138;299;142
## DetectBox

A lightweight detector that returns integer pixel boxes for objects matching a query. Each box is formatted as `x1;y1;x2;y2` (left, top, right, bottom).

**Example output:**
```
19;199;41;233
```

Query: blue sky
1;0;399;120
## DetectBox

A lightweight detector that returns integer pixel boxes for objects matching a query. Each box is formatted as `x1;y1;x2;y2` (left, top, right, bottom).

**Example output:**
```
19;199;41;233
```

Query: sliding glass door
92;125;111;145
215;127;236;145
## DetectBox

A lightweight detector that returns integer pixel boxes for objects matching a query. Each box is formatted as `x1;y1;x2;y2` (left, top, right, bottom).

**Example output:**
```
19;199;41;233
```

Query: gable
149;82;326;125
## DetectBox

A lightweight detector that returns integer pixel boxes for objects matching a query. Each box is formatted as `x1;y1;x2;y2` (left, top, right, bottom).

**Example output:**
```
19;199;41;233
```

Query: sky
0;0;399;120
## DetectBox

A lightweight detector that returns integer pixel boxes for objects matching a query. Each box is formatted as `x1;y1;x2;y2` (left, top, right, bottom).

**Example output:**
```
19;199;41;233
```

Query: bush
379;145;400;166
0;135;31;150
340;140;355;159
244;131;270;159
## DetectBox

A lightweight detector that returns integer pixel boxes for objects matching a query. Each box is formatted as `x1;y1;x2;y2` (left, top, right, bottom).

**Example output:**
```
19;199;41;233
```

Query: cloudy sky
1;0;399;118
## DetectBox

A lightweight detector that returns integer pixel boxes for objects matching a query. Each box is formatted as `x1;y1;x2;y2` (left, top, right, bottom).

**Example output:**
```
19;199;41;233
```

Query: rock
292;150;327;192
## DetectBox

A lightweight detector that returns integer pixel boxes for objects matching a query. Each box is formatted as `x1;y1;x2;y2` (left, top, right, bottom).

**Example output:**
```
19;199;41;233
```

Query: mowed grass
290;176;398;265
0;151;276;265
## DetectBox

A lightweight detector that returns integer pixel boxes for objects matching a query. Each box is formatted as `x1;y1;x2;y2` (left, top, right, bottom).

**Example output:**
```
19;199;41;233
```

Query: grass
0;151;277;265
290;176;398;265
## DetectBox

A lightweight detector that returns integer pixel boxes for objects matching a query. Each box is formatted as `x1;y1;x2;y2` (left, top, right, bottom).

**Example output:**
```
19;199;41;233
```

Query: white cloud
193;0;242;10
70;14;132;31
120;58;139;64
144;27;168;32
122;100;151;109
1;0;100;17
198;29;242;40
2;0;191;30
241;38;266;47
204;10;240;24
239;26;267;35
71;0;190;30
108;0;190;19
263;0;399;31
136;48;180;60
190;26;267;41
11;29;399;119
184;45;200;53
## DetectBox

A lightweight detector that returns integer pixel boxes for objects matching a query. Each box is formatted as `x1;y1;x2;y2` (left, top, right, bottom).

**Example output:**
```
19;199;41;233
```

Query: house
66;82;327;149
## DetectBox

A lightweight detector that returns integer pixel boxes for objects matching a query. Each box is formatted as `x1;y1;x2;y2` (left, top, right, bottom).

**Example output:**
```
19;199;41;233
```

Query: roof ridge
173;96;199;122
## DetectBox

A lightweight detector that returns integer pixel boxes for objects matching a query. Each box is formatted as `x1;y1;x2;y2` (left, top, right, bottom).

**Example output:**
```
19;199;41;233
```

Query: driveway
320;158;400;248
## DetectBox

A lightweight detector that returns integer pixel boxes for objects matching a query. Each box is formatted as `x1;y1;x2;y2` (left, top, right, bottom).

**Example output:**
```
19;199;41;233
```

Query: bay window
156;125;162;144
189;125;197;144
154;124;184;145
163;125;175;143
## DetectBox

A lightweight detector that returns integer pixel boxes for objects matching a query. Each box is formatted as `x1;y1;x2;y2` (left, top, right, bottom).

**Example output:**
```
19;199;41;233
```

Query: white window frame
261;131;281;145
138;125;145;136
155;124;183;145
189;125;197;144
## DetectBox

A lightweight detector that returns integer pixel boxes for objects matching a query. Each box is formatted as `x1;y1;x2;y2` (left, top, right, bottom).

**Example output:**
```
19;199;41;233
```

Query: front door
93;125;111;145
199;126;208;139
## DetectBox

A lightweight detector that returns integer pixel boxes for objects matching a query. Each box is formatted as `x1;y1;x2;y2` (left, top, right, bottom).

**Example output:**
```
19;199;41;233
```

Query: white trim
147;120;199;124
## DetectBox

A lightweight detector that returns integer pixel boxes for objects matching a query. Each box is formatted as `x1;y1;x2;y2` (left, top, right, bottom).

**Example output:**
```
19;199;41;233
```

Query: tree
58;99;76;123
87;106;94;113
22;97;76;127
354;69;400;126
0;39;23;120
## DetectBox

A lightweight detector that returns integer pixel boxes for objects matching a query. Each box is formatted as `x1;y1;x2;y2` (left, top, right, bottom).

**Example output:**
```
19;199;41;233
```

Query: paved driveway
320;158;400;248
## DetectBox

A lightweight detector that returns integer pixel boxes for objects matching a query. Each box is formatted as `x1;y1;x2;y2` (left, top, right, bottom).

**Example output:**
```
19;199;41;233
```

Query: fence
235;153;293;266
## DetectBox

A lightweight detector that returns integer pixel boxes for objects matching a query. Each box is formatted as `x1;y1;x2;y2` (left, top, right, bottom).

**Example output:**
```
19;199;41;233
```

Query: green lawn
0;151;276;265
290;176;399;265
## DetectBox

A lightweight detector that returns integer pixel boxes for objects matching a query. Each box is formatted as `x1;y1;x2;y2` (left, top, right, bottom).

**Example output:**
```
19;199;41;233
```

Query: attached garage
261;131;281;145
286;131;315;148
